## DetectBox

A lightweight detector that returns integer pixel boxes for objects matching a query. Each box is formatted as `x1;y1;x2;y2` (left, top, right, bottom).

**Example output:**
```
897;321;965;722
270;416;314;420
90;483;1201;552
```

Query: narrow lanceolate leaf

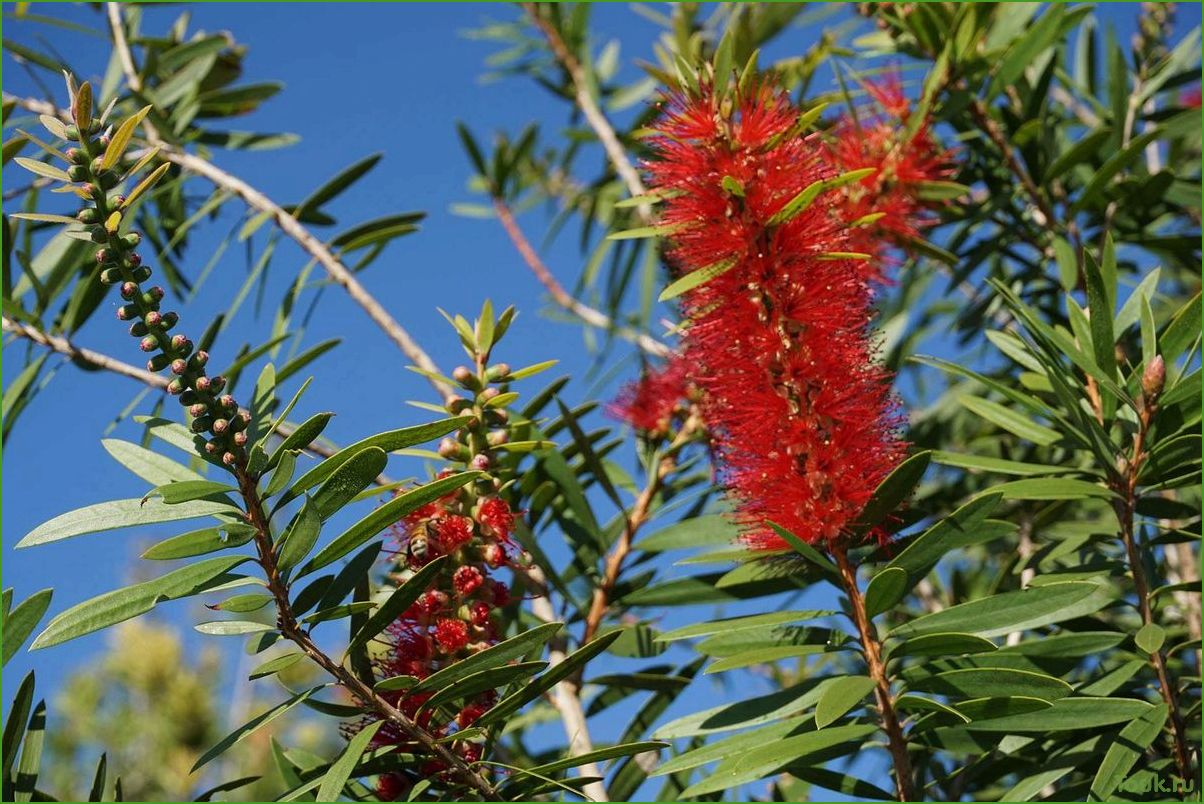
192;685;328;771
814;676;876;728
13;700;46;803
249;652;304;680
887;632;998;659
606;222;688;241
1089;704;1169;801
71;80;92;132
959;396;1061;446
195;620;275;636
767;168;875;226
3;672;35;786
141;525;256;560
31;556;250;649
658;257;738;302
277;500;321;574
889;582;1113;639
348;556;448;653
102;105;152;170
316;720;383;803
2;589;52;666
148;479;237;505
13;157;70;182
908;668;1072;700
300;472;479;575
849;450;931;535
656;610;833;642
9;212;77;224
120;161;171;209
311;446;387;519
281;417;468;507
18;497;240;548
863;567;908;618
412;622;562;694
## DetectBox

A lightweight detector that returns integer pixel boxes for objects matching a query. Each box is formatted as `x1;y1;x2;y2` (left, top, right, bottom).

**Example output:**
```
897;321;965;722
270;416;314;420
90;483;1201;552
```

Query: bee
406;520;432;564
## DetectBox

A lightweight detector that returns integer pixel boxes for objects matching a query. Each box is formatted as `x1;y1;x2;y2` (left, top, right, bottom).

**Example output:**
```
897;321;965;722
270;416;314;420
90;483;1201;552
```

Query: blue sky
2;3;1195;801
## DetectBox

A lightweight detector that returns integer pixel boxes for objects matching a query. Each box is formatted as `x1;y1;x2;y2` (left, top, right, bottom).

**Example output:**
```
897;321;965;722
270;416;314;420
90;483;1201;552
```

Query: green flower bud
179;390;199;406
191;416;213;434
146;354;172;372
77;208;100;224
167;378;186;395
170;358;188;375
189;403;209;418
99;267;122;285
162;312;180;330
132;266;152;283
486;363;511;381
121;233;142;248
139;335;158;352
116;304;137;321
98;170;119;190
233;431;249;447
64;125;80;141
90;227;108;243
67;165;88;182
89;156;105;173
211;418;230;435
120;282;138;300
129;322;149;337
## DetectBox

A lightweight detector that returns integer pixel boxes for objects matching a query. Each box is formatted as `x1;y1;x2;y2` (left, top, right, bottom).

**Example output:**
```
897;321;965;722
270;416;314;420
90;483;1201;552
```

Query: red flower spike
453;565;485;597
477;497;515;539
434;617;470;653
645;77;908;550
435;515;474;552
608;355;691;433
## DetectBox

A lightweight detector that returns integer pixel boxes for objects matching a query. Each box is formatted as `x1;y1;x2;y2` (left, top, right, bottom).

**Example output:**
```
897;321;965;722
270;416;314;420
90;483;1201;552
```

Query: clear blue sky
2;3;1192;801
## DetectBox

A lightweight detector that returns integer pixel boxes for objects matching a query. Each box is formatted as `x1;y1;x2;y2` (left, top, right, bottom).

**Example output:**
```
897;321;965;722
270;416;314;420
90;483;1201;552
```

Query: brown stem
580;410;700;646
521;3;651;221
232;465;502;800
490;197;669;357
1110;400;1194;783
833;547;915;802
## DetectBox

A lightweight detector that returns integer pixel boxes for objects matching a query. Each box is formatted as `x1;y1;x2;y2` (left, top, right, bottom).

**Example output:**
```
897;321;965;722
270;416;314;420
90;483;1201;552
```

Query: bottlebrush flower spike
825;72;955;268
607;354;692;435
644;76;907;550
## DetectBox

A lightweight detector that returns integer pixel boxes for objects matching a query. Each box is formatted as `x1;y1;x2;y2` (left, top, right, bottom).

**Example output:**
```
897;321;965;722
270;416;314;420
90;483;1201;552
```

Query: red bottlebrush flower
481;542;506;568
434;617;470;653
608;355;692;434
645;78;907;550
468;600;493;626
435;515;474;552
376;773;410;801
457;699;491;728
825;73;954;265
489;580;511;607
476;497;515;539
415;590;447;616
453;565;485;597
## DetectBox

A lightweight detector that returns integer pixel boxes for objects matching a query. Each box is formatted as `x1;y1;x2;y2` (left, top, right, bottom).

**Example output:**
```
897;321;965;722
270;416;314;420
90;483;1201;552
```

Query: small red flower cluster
644;78;921;549
825;74;954;270
367;481;520;797
607;355;692;436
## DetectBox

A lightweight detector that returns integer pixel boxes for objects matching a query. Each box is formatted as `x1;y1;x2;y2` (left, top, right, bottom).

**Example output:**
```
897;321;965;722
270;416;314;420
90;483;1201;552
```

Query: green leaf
281;417;468;507
856;561;909;619
315;720;383;803
331;213;425;252
767;168;875;226
2;589;52;666
657;257;737;302
249;653;304;680
213;593;273;613
657;610;834;643
1089;704;1169;801
1083;251;1117;379
473;631;623;729
413;622;561;694
13;157;69;182
814;676;876;728
888;633;998;659
884;494;1006;582
277;500;322;575
987;3;1065;99
995;631;1125;657
931;451;1071;476
889;582;1113;639
3;672;34;787
960;697;1154;732
300;472;479;575
102;439;206;484
986;478;1114;500
650;720;805;778
849;451;931;535
766;522;840;582
908;668;1071;700
638;514;740;552
1045;126;1110;180
654;677;839;738
953;696;1052;722
192;685;328;771
422;661;546;712
606;223;687;241
17;497;239;548
518;742;667;779
264;451;298;498
347;556;448;654
13;700;45;803
149;479;237;505
140;525;255;560
195;620;275;636
959;396;1061;445
290;152;381;219
31;557;250;649
268;413;335;470
1134;622;1166;655
679;724;877;797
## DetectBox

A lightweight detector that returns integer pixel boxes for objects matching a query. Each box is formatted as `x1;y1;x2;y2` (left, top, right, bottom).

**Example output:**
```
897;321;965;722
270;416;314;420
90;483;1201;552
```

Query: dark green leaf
814;676;876;728
2;589;51;666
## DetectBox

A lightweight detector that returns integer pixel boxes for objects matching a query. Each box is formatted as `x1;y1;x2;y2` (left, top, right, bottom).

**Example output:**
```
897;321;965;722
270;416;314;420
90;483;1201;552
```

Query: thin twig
233;465;502;800
521;2;652;222
833;547;916;802
491;197;669;357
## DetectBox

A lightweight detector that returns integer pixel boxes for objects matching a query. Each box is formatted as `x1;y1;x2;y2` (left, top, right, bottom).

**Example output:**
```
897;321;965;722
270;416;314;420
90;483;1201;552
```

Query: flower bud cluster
65;113;248;466
369;357;528;794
